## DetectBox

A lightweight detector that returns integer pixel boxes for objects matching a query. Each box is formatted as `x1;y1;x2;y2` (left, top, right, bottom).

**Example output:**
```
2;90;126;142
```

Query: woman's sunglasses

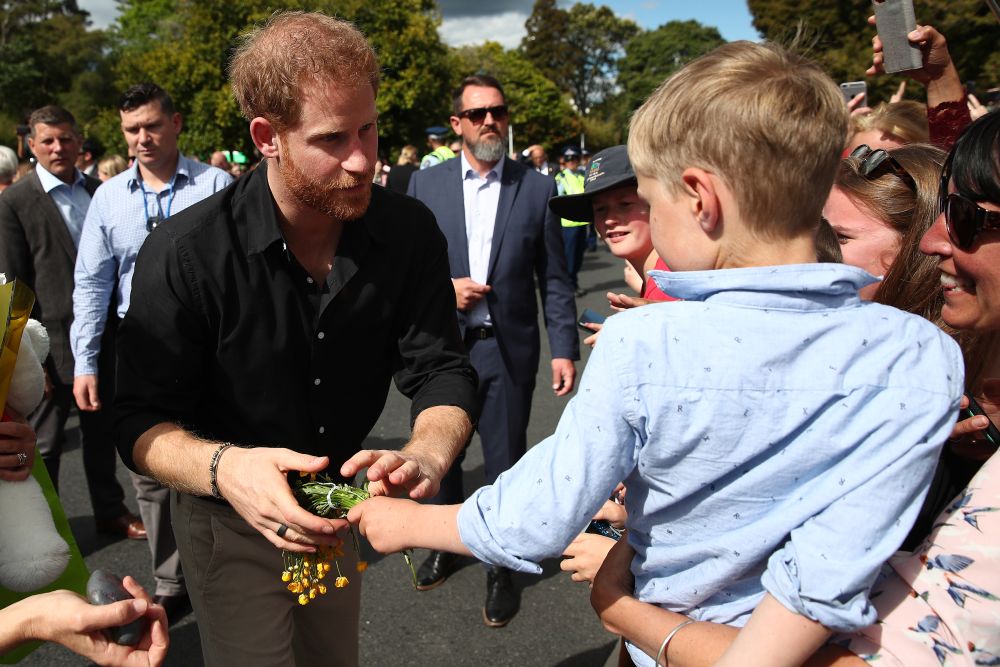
941;192;1000;249
848;144;917;192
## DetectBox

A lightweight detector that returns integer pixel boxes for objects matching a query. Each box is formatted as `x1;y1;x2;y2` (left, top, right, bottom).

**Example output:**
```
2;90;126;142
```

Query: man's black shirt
115;162;478;472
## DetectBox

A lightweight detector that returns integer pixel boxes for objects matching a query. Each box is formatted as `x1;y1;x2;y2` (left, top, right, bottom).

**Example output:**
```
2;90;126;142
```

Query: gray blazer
0;170;101;384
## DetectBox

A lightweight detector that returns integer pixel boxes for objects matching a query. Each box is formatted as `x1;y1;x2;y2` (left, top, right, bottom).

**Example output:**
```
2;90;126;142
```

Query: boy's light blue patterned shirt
70;156;232;375
457;264;963;660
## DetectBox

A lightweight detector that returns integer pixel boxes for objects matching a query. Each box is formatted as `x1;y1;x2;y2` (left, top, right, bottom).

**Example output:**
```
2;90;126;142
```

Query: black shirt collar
241;160;388;257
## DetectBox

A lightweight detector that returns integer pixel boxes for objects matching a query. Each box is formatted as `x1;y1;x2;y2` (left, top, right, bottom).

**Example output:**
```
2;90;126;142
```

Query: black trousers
432;335;535;505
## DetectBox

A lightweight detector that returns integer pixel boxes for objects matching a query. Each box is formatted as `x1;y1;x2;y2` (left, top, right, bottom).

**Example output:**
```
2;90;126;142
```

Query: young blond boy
348;42;963;665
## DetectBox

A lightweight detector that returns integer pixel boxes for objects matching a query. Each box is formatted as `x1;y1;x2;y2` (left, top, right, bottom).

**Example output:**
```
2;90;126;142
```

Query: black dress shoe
483;566;518;628
153;592;192;625
415;550;461;591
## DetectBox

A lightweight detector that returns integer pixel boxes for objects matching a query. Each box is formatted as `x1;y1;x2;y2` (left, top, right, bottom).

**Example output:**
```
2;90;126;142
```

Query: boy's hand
561;532;616;584
348;496;419;554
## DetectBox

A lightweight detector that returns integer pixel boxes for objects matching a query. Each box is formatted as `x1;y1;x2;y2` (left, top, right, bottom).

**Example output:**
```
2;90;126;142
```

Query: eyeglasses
456;105;508;124
941;192;1000;249
848;144;917;192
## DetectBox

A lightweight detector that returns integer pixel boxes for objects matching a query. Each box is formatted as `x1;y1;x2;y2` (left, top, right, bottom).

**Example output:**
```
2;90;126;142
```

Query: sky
77;0;761;49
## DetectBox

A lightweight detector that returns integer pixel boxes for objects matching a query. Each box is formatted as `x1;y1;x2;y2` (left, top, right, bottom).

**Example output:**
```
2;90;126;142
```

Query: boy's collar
650;263;880;305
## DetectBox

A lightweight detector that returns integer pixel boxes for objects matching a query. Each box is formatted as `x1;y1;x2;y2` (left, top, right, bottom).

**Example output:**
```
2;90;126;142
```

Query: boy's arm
352;319;639;571
348;498;472;556
762;369;963;632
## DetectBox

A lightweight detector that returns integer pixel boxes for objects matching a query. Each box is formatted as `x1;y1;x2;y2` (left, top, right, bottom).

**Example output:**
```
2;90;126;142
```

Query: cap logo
586;157;605;184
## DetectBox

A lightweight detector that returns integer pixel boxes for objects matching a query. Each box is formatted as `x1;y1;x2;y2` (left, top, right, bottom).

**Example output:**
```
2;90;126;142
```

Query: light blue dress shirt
35;163;91;248
461;152;503;329
457;264;964;664
71;155;232;376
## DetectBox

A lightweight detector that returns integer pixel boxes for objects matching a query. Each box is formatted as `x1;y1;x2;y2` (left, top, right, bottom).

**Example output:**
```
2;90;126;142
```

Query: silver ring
15;452;28;466
276;523;289;538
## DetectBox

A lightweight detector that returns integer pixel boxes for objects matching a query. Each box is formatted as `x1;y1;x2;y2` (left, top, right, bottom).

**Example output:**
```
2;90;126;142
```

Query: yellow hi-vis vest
555;169;588;227
420;146;456;169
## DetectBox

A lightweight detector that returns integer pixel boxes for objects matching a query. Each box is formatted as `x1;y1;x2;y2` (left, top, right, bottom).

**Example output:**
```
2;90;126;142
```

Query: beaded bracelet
655;619;695;666
209;442;238;499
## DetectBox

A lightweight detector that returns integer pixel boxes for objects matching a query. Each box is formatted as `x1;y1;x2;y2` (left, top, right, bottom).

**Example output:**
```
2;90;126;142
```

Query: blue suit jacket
408;156;579;386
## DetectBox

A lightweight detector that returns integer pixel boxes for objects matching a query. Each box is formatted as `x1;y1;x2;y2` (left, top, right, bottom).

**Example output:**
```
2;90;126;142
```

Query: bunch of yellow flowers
279;474;414;604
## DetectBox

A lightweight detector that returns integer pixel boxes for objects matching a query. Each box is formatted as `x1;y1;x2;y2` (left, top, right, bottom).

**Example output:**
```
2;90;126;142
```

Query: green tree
616;20;726;119
562;4;638;115
519;0;573;95
450;41;580;151
520;1;638;115
0;0;112;136
747;0;1000;104
106;0;453;158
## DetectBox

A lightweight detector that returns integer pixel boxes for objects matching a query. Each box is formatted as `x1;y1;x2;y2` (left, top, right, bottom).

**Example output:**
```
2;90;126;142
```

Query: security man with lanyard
70;82;232;624
420;126;456;170
555;146;587;296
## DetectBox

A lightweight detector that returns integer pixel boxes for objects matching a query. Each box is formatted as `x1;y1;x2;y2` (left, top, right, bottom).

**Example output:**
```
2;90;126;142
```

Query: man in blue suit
407;74;579;627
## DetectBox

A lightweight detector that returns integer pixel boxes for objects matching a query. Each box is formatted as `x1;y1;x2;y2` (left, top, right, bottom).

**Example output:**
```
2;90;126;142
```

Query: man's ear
449;115;463;137
172;112;183;135
680;168;721;234
250;118;279;159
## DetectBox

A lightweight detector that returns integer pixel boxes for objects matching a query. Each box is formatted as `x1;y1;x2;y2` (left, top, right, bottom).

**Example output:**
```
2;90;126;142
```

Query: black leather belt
465;327;494;340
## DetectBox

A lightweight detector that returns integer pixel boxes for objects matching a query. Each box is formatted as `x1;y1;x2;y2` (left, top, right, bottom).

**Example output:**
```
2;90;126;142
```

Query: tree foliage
616;20;726;119
101;0;453;158
747;0;1000;105
0;0;113;144
520;0;638;115
450;41;580;151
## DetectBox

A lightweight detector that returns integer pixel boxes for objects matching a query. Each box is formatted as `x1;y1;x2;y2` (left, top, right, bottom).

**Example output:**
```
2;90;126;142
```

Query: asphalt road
22;244;633;667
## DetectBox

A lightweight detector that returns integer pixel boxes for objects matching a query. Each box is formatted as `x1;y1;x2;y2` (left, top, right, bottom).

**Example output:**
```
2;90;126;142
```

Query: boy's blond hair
628;41;847;238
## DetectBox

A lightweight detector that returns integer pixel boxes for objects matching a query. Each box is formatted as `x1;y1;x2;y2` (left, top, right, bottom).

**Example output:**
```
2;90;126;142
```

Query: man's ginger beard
277;139;373;221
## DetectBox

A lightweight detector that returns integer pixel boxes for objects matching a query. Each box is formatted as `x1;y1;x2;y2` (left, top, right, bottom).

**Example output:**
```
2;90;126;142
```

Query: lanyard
140;172;178;230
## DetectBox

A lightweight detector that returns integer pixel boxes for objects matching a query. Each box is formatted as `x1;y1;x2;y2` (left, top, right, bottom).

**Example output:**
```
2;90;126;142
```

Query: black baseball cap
548;145;636;222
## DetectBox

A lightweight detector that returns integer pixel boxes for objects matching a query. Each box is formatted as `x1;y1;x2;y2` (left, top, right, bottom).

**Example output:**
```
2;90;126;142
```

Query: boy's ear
680;168;721;234
250;118;280;159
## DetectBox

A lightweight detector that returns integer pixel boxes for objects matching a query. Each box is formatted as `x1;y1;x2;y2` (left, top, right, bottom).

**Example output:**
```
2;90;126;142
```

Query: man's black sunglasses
456;105;508;124
941;192;1000;249
849;144;917;192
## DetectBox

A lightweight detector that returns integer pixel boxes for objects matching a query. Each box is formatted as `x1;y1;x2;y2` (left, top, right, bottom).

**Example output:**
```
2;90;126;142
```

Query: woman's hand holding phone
949;378;1000;461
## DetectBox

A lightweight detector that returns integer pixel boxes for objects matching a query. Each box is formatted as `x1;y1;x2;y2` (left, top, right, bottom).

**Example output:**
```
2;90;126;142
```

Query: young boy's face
636;173;711;272
591;184;652;265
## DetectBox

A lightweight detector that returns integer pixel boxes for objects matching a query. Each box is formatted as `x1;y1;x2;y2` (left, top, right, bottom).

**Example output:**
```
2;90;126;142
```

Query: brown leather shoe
95;513;147;540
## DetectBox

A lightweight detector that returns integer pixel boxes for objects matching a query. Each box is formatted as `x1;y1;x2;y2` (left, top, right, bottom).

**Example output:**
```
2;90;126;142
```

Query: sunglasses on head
849;144;917;192
456;105;508;124
940;191;1000;249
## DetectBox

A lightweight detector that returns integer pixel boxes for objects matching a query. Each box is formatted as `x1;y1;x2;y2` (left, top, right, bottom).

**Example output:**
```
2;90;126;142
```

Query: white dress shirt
460;152;504;328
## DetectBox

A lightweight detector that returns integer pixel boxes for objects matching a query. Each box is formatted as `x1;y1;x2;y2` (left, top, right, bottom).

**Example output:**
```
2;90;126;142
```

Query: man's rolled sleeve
114;229;207;470
762;376;963;631
71;198;117;376
393;209;478;426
